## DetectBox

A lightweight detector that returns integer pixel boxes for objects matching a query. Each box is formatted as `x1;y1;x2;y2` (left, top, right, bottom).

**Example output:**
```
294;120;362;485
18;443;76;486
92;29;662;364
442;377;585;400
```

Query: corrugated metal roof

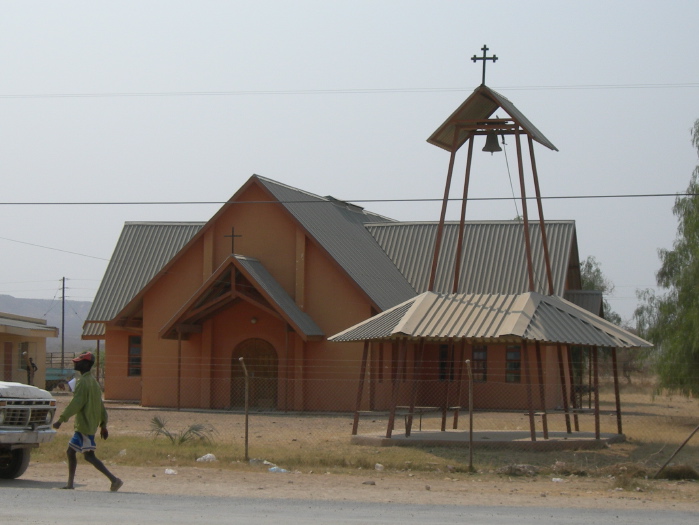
158;255;324;341
82;222;204;337
235;256;324;339
564;290;603;316
367;221;575;296
81;323;104;339
329;291;651;349
256;177;417;311
0;315;58;337
427;85;557;152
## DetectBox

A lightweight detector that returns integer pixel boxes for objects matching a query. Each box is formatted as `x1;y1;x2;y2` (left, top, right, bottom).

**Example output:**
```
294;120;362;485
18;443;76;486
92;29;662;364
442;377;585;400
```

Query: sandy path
15;462;699;512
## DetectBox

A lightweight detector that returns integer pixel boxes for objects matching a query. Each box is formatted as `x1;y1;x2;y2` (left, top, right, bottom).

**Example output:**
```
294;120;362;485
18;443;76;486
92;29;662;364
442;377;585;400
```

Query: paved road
1;487;697;524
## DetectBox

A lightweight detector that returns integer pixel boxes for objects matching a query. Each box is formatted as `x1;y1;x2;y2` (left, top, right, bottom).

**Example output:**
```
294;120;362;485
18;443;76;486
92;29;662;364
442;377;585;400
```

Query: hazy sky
1;1;697;324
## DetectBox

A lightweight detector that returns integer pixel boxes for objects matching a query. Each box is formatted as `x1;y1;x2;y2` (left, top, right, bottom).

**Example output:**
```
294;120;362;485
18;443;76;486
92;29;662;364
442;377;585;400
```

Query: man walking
53;351;123;491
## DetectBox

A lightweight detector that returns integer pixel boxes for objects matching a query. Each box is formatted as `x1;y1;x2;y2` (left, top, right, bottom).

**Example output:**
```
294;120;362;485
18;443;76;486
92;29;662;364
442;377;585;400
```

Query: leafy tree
635;119;699;396
579;255;622;326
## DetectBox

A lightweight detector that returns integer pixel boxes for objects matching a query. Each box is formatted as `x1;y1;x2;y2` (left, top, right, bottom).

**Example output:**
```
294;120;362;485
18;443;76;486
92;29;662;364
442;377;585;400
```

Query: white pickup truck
0;381;57;478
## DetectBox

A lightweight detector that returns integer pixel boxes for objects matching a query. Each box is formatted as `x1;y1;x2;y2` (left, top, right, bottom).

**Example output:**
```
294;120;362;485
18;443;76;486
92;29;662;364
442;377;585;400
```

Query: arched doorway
231;338;278;409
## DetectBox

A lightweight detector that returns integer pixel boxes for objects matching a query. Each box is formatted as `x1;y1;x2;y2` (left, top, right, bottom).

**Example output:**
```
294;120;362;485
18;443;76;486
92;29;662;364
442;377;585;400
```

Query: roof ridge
366;219;575;226
124;221;206;226
254;174;329;203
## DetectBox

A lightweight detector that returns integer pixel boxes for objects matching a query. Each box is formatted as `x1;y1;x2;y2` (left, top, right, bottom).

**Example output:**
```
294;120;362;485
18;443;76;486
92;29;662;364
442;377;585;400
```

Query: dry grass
35;383;699;480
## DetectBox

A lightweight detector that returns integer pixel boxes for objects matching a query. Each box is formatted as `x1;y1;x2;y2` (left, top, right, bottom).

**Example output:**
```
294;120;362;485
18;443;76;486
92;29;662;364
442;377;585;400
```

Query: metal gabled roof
235;255;324;339
158;255;323;341
564;290;603;317
427;85;557;152
329;291;652;349
82;222;205;337
367;220;575;296
0;314;58;338
255;176;417;311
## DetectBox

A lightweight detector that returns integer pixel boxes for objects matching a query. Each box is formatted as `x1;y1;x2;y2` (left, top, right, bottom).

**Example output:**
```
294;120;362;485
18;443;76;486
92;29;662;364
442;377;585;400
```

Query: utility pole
61;277;65;367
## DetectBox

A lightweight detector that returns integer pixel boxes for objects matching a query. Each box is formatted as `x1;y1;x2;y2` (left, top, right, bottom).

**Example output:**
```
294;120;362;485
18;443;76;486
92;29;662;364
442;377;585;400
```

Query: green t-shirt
57;371;108;435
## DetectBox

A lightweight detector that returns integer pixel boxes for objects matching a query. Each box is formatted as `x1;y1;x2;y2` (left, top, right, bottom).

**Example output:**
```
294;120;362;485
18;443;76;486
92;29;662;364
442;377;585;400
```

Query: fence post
239;357;250;461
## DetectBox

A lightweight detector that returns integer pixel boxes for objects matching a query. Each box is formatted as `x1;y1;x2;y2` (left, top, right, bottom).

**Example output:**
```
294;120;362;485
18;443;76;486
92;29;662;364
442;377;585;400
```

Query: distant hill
0;294;95;355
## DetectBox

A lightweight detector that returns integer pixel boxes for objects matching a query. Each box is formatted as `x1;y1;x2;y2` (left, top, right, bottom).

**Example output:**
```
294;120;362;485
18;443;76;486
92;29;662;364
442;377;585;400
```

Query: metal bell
482;131;502;154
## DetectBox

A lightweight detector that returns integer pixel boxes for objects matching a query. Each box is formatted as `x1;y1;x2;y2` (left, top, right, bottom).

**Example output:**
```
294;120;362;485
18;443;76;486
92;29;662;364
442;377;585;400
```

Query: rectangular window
472;345;487;382
128;336;142;377
506;345;521;383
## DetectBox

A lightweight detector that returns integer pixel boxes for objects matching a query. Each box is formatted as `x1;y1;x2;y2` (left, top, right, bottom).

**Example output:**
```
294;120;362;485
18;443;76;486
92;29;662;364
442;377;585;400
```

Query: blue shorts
68;432;96;453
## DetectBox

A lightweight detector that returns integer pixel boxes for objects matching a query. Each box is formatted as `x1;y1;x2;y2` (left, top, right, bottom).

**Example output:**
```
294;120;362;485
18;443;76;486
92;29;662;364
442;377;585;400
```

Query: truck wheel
0;449;31;479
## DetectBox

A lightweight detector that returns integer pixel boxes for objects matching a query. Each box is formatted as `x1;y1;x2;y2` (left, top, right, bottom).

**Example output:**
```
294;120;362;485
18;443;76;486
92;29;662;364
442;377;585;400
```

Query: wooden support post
566;345;580;431
386;341;404;439
177;330;182;411
352;341;370;436
557;344;572;434
535;341;549;439
369;342;376;411
453;341;466;429
429;132;463;291
452;139;475;293
515;130;535;292
466;359;474;472
593;346;600;440
523;341;536;441
588;350;592;409
528;136;554;295
406;341;424;437
611;347;623;435
441;342;453;432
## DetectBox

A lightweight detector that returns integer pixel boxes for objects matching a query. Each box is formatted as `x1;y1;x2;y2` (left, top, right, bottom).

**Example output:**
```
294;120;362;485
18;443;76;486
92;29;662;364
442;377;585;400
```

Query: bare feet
110;478;123;492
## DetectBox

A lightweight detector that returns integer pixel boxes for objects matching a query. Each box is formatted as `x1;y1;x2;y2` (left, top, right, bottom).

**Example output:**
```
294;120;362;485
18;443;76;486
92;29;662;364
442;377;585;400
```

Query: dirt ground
20;463;699;512
26;397;698;511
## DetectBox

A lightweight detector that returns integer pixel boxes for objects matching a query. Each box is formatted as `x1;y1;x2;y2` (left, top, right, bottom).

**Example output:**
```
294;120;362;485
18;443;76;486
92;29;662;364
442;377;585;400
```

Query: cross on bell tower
471;45;498;85
427;47;558;296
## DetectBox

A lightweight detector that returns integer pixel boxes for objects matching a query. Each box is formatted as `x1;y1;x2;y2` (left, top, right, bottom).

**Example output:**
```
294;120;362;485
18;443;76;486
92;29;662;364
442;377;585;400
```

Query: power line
0;82;697;100
0;192;690;207
0;236;109;260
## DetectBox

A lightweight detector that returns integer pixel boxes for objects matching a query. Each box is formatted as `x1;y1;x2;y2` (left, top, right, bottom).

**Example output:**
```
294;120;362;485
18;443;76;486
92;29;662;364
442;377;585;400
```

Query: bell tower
427;46;559;295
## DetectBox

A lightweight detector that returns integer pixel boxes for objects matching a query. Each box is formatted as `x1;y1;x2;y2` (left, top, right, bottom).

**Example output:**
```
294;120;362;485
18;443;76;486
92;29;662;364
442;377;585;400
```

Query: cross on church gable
224;226;242;254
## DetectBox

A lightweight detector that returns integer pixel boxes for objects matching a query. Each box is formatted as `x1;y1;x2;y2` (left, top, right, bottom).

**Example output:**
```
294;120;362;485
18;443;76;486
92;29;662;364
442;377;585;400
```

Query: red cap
72;352;95;363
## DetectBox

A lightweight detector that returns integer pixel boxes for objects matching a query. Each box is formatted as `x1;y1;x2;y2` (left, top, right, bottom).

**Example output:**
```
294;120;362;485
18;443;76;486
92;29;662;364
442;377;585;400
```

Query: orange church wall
138;235;208;408
211;185;298;295
103;329;141;401
299;240;376;411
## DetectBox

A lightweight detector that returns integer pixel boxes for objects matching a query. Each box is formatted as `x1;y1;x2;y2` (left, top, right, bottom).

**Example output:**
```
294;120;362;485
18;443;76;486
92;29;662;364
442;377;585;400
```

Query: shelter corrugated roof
329;291;651;349
427;85;557;152
367;221;575;296
82;222;204;338
255;176;417;311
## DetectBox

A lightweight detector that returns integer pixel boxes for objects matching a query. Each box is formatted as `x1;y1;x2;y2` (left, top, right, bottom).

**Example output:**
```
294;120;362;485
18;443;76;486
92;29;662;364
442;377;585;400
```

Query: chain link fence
79;354;699;476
